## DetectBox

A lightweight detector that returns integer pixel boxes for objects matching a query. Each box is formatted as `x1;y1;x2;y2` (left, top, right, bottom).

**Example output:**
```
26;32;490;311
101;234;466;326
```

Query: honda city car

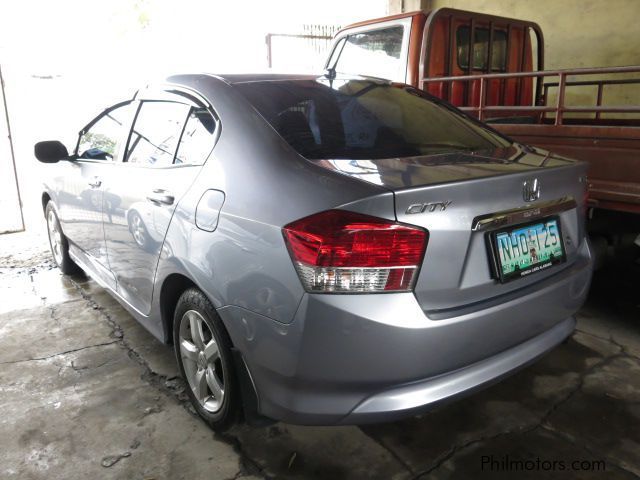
36;73;592;430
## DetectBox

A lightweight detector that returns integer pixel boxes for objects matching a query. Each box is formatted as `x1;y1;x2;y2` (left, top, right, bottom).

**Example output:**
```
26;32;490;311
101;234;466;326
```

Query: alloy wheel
178;310;225;413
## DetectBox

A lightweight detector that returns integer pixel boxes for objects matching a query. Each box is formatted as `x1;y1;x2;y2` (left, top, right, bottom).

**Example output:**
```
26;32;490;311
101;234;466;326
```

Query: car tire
173;288;240;431
45;202;80;274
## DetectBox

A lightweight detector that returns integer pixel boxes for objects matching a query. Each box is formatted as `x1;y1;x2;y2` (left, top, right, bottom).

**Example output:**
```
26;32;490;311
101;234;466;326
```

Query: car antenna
324;66;336;79
324;66;336;87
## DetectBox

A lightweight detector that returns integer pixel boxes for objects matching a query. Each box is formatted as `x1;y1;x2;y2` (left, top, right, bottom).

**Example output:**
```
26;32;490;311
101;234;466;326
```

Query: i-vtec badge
406;200;452;214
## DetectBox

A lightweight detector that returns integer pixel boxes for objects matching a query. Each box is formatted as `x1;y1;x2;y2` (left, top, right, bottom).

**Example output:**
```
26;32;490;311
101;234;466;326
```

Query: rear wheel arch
159;273;198;344
159;273;232;345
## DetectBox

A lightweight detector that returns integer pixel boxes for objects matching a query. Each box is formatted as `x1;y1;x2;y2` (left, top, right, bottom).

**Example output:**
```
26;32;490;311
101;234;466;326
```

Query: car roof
142;73;392;104
207;73;320;85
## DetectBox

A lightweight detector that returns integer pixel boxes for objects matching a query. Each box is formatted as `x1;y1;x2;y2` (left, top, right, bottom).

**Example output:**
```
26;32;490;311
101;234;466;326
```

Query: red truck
325;8;640;262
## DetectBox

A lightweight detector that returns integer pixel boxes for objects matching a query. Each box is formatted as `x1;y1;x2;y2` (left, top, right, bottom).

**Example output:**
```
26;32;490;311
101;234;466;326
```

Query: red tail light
283;210;428;293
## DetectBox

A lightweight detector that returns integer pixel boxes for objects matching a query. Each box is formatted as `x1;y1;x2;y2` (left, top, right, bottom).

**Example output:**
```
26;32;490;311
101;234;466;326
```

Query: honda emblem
522;178;540;202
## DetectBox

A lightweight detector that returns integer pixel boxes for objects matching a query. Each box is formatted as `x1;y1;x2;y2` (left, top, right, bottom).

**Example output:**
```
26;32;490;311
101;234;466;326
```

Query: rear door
103;91;219;315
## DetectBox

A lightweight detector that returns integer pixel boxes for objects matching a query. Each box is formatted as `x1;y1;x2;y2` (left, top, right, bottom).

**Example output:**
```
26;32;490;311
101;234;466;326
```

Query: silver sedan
36;74;592;430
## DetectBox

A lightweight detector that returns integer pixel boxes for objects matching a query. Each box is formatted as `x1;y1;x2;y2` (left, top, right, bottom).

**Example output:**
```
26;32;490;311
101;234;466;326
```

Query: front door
103;95;218;315
57;101;135;272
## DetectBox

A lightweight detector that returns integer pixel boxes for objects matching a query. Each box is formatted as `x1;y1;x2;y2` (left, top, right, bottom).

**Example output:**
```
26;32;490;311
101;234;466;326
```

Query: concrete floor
1;231;639;479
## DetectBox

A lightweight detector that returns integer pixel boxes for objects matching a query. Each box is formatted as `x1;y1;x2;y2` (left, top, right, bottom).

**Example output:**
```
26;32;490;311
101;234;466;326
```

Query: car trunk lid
315;145;589;312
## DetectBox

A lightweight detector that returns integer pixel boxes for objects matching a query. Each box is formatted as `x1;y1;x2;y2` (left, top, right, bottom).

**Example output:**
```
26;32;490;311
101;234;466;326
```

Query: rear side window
175;108;217;165
456;26;508;72
332;26;407;82
235;79;510;160
125;101;190;166
77;103;134;161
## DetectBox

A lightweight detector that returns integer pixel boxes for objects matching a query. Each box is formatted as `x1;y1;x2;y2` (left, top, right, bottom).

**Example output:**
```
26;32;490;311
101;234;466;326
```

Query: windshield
234;78;511;160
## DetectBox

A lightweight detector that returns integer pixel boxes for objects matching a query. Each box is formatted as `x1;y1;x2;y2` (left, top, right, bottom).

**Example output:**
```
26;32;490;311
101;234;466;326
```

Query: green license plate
489;217;566;283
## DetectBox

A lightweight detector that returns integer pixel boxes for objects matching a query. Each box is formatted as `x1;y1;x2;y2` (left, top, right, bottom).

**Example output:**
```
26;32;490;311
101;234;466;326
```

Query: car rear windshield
234;78;511;160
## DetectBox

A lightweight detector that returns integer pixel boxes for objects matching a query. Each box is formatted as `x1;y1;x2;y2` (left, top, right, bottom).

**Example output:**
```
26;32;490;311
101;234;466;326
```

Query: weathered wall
390;0;640;69
388;0;431;15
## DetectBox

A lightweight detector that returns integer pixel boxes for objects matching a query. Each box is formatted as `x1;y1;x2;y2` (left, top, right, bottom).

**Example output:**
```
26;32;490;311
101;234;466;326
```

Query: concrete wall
390;0;640;69
388;0;431;15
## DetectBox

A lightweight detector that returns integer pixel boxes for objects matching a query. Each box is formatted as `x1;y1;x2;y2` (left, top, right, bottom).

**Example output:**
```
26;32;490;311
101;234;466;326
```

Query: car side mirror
34;140;70;163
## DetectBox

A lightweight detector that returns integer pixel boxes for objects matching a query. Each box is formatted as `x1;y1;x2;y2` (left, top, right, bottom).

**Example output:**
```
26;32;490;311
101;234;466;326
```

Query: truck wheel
45;202;79;274
173;288;240;431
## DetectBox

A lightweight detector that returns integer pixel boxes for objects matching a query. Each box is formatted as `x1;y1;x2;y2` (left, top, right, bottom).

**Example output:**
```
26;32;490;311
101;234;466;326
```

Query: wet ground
1;231;639;479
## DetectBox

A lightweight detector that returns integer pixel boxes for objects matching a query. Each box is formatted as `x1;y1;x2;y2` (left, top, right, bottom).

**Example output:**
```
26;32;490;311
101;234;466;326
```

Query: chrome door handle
88;178;102;188
146;189;175;205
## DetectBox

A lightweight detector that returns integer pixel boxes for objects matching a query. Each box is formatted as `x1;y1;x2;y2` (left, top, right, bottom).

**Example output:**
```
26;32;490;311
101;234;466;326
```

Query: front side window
332;26;407;82
125;101;191;167
235;79;511;160
175;108;217;165
77;103;134;161
457;26;508;72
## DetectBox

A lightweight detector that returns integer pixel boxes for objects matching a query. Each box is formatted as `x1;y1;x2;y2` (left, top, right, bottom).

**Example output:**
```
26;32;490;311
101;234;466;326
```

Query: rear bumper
345;316;574;424
218;241;592;425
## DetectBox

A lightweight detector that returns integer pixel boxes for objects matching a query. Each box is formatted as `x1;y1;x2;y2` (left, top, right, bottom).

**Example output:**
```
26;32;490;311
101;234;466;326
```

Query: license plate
488;217;566;283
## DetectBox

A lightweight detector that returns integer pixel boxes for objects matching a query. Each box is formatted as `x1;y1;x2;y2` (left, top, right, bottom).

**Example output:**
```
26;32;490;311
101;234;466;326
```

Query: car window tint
78;103;134;161
333;26;406;82
235;78;511;160
174;108;217;165
125;101;190;166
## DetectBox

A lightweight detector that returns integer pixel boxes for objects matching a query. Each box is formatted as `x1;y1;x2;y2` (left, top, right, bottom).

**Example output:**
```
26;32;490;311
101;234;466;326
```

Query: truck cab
327;9;541;114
